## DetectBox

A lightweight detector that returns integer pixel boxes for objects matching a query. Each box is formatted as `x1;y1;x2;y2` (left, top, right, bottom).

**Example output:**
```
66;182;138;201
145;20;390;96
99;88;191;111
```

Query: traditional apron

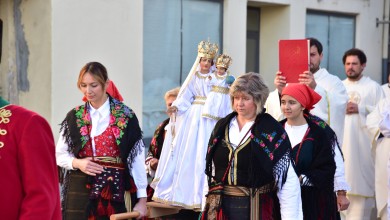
63;127;127;220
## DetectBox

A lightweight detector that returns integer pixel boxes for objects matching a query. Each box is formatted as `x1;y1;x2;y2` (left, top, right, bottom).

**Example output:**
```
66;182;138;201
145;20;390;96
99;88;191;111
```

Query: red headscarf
82;80;124;102
281;83;321;110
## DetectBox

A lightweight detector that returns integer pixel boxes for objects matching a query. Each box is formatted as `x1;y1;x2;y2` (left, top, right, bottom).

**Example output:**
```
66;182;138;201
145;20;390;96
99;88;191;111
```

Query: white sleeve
145;155;156;178
379;100;390;138
277;162;303;220
129;140;148;198
55;133;75;170
172;79;195;114
333;145;350;191
380;112;390;137
265;89;285;121
313;83;327;98
313;80;348;146
359;84;384;124
366;91;386;143
366;101;383;143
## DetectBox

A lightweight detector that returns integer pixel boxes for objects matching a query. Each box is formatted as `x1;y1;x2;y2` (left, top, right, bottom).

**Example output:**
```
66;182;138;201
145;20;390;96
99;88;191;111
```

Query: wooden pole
110;202;182;219
109;211;140;220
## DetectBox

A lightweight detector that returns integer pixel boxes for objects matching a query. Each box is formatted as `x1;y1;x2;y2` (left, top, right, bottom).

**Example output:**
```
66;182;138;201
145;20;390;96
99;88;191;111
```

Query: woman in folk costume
56;62;147;220
204;72;302;220
280;83;338;219
151;40;219;210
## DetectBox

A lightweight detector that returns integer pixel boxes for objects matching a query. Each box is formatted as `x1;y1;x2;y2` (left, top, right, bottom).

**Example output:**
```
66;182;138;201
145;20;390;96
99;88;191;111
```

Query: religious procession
1;1;390;220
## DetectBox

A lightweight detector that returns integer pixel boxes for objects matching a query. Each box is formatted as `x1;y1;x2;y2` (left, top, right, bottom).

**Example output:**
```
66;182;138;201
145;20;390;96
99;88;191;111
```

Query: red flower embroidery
117;118;126;128
75;98;131;149
109;115;116;124
151;137;157;147
83;113;91;123
80;126;89;135
111;126;120;138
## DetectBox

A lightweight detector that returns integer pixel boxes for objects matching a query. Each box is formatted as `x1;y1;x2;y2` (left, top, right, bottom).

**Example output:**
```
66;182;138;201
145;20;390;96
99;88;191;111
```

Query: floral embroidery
150;121;165;155
262;131;276;142
305;114;327;129
74;105;91;148
208;137;220;153
274;133;286;149
251;131;287;160
110;98;133;146
74;98;133;149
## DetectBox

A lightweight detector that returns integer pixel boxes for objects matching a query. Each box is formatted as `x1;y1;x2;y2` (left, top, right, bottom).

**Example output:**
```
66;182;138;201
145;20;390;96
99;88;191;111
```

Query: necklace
215;72;227;80
196;71;209;79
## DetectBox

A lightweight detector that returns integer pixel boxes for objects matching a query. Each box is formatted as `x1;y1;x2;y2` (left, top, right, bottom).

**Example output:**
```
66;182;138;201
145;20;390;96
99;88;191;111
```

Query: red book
279;39;310;83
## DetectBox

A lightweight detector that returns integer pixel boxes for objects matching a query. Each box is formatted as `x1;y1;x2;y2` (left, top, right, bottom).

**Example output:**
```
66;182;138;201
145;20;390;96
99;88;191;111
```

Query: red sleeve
18;113;61;220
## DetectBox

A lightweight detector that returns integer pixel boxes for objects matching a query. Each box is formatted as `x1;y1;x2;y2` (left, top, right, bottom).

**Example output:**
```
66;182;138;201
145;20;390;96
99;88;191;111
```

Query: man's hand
274;71;286;94
133;197;148;219
298;71;317;89
346;101;359;114
150;158;159;170
337;191;350;211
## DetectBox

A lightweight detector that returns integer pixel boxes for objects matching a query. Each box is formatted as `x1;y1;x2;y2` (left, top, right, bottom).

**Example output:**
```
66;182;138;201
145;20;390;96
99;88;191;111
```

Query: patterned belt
223;183;275;197
223;185;250;196
211;86;229;94
94;156;125;169
202;113;221;121
192;96;207;105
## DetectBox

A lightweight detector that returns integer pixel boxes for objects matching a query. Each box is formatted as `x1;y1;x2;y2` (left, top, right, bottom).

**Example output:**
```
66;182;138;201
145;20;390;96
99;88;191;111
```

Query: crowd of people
1;38;390;220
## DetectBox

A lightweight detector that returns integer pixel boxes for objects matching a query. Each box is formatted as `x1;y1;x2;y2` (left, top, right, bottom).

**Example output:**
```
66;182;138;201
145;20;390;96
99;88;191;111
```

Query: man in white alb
366;71;390;220
341;48;384;219
367;96;390;220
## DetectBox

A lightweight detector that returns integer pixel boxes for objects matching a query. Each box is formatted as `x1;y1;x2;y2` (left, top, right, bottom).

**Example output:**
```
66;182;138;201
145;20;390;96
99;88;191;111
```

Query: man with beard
341;48;384;219
265;38;350;212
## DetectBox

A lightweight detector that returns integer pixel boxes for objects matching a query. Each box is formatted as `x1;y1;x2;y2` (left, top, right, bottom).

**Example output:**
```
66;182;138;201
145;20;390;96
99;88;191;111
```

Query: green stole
0;96;9;108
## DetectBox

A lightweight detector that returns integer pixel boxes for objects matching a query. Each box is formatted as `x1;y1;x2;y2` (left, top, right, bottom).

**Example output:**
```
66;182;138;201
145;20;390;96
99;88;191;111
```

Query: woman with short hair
204;72;302;219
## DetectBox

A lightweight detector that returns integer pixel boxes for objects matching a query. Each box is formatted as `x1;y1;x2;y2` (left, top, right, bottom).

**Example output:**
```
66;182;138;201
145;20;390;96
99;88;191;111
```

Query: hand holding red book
279;39;310;83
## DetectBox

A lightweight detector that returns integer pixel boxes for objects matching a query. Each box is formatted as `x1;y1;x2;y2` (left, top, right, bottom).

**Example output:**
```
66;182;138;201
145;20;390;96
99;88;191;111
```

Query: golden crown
216;54;232;69
198;40;218;59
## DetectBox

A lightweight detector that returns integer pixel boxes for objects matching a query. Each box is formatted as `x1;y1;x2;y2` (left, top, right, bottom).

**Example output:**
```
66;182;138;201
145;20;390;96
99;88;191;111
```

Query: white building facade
0;0;388;139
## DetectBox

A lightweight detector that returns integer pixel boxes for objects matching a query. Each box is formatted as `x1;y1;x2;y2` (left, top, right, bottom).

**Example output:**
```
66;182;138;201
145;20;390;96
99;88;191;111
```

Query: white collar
215;72;227;77
230;116;255;131
89;97;110;117
284;122;308;130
